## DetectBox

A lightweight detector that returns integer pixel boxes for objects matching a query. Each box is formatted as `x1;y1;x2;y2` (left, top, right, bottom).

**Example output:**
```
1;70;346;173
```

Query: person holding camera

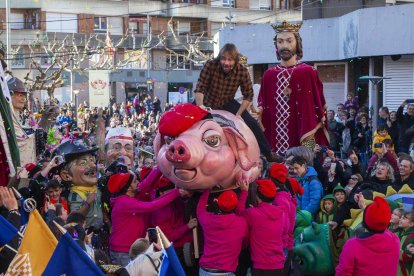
397;100;414;153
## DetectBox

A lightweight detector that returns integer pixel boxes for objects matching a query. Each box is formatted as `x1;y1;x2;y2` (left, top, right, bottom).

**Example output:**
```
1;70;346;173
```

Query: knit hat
24;163;42;178
363;196;392;233
105;127;133;144
257;179;277;199
158;104;211;137
139;166;152;181
108;173;134;194
288;178;304;195
215;190;238;213
269;163;288;183
157;176;175;192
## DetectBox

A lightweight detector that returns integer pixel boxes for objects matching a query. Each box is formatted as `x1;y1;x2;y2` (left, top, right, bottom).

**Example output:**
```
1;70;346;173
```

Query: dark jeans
222;100;272;159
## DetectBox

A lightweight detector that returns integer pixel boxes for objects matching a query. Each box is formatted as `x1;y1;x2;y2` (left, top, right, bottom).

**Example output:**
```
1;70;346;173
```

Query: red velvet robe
258;62;329;154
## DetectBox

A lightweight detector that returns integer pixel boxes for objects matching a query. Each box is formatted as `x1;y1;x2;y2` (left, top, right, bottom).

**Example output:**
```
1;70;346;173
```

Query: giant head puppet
154;104;260;190
105;127;134;169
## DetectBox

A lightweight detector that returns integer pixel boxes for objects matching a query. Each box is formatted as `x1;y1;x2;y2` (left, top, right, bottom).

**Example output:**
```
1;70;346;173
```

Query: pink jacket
197;190;249;273
336;230;400;276
135;167;162;202
239;195;286;270
109;189;180;252
150;198;193;248
273;190;296;250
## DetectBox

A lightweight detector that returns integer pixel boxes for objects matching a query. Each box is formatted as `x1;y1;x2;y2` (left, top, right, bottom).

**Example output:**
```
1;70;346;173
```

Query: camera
105;160;129;174
374;143;383;148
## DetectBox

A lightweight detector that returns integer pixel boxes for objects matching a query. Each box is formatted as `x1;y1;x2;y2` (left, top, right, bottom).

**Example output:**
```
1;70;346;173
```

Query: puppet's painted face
106;139;134;168
68;154;97;187
276;32;297;61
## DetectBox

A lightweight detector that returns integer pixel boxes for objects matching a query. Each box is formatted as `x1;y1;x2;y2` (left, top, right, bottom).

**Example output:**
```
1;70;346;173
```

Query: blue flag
158;246;185;276
0;215;18;247
42;232;104;276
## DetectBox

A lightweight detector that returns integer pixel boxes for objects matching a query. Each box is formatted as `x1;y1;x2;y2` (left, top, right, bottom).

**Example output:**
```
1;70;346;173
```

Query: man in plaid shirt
194;43;272;161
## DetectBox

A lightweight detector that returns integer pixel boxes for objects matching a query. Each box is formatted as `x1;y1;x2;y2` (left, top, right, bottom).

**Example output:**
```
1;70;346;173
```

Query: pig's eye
165;136;175;145
203;135;221;147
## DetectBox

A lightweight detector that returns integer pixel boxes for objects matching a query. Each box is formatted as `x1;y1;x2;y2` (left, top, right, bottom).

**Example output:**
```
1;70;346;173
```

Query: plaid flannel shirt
194;59;253;109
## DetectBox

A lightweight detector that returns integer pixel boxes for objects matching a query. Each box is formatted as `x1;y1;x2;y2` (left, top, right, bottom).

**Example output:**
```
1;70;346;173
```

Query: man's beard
278;48;295;61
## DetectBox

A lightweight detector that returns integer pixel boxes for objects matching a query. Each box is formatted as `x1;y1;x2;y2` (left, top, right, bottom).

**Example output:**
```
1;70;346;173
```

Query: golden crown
272;21;302;34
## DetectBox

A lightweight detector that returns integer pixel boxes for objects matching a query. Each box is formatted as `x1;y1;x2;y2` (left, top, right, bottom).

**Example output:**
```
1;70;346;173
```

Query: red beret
108;173;134;194
288;178;304;195
25;163;37;172
216;190;238;213
139;166;152;181
363;197;392;233
158;104;210;137
257;179;277;199
157;176;175;191
269;164;288;183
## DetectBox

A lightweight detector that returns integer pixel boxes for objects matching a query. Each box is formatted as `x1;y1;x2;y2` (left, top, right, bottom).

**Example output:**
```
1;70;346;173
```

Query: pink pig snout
166;140;191;163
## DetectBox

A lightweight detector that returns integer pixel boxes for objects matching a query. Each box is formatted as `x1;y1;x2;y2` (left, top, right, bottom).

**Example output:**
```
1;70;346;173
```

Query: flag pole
5;244;18;254
156;226;170;249
52;221;68;235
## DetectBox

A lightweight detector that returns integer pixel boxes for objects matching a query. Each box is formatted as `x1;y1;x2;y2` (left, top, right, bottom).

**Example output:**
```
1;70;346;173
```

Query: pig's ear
223;127;255;171
154;133;164;156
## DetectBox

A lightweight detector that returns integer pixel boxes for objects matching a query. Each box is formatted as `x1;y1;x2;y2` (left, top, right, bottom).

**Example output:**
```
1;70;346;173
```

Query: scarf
70;185;97;201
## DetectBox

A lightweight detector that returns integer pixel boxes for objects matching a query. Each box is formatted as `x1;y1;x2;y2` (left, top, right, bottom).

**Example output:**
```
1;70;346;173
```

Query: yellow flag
6;210;57;276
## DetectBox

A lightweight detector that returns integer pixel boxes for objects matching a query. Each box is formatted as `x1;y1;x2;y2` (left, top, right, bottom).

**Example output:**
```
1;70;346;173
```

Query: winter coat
109;189;180;253
239;198;286;270
336;230;400;276
197;190;249;273
398;227;414;276
316;194;336;224
397;106;414;148
273;189;296;250
296;166;324;215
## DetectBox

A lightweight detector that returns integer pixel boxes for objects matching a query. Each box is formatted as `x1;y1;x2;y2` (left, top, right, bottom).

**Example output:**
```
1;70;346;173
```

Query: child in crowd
398;210;414;276
238;179;286;276
372;125;392;152
197;189;249;275
316;195;336;224
344;93;359;112
389;208;404;235
43;179;69;214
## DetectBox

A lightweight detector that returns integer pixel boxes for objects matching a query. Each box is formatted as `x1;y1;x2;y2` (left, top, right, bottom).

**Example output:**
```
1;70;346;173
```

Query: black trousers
222;100;272;159
251;268;284;276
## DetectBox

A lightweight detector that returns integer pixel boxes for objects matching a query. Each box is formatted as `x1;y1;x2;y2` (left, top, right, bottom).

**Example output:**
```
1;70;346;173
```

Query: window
178;22;191;35
11;48;25;69
108;17;123;35
94;17;108;33
222;0;235;7
46;13;77;32
167;53;190;70
259;0;271;9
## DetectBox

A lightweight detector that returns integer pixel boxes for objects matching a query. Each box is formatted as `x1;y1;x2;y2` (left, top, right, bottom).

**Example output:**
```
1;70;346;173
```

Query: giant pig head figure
154;104;260;190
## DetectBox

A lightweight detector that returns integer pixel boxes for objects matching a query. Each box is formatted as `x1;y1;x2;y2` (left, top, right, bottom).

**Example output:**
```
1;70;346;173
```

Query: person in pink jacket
269;163;302;275
150;176;198;275
197;189;249;275
238;179;286;276
336;196;400;276
107;172;185;267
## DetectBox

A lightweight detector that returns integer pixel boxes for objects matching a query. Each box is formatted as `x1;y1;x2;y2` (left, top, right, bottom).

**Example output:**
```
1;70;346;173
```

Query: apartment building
0;0;298;106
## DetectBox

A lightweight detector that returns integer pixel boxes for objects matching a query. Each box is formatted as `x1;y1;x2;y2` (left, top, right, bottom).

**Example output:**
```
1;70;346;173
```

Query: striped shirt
194;59;254;109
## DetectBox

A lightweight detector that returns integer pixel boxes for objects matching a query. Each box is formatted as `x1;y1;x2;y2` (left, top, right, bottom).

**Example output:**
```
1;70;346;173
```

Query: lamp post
73;89;80;120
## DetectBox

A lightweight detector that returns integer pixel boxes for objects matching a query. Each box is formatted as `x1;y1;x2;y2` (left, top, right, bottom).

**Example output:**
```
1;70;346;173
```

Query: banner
89;70;111;108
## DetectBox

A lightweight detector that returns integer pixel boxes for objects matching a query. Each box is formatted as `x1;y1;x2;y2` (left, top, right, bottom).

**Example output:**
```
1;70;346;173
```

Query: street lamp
73;89;80;119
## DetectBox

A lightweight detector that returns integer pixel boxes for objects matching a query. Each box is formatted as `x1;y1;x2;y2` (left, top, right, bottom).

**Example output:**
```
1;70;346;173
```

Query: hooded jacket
197;190;249;273
316;194;336;224
398;226;414;276
336;230;400;276
239;193;286;270
297;166;324;215
109;189;180;253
